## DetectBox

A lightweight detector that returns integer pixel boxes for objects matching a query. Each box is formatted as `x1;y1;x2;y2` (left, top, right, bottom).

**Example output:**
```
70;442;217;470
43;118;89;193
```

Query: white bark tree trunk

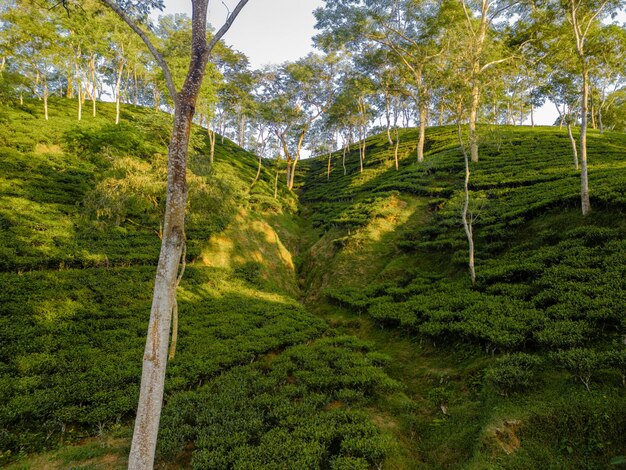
458;119;476;285
580;69;591;215
469;82;480;162
417;99;427;163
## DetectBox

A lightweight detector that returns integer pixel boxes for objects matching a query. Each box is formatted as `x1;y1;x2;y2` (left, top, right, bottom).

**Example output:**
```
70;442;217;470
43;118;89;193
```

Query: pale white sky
162;0;324;68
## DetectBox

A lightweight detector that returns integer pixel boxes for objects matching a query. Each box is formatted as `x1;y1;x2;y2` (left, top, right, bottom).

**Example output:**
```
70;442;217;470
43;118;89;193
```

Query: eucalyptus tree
1;0;59;119
591;24;626;132
75;0;251;467
259;54;336;190
105;15;147;123
210;47;253;147
544;0;626;215
602;87;626;131
325;71;368;175
444;0;535;162
315;0;448;163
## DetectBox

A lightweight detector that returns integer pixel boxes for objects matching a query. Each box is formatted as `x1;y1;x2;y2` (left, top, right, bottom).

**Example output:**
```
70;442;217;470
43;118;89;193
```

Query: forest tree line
1;0;625;174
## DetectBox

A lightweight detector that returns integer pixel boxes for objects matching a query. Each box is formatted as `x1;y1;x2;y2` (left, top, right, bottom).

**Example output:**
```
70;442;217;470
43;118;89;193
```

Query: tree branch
204;0;250;61
99;0;178;103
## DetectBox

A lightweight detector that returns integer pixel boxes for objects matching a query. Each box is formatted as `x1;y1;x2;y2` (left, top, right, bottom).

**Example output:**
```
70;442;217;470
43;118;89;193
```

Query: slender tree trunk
358;127;365;174
385;91;393;146
90;54;97;117
77;87;82;121
598;90;604;134
252;154;263;187
288;130;305;190
238;114;246;147
580;69;591;216
66;63;73;98
458;118;476;285
342;143;347;176
43;80;48;121
252;130;265;188
567;109;579;170
417;99;427;163
394;128;400;171
531;103;535;127
327;150;332;180
153;86;161;111
556;104;565;130
274;165;279;199
133;67;139;107
439;101;444;127
469;82;480;162
115;63;124;125
590;99;596;130
208;128;216;165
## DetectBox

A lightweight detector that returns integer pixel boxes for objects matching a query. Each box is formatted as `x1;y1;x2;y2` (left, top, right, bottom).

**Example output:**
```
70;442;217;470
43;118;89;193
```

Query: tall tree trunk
458;119;476;285
288;130;305;191
43;80;48;121
531;103;535;127
580;68;591;216
252;154;263;187
116;0;250;465
154;86;161;111
469;82;480;162
208;128;216;165
417;99;427;163
342;143;347;176
567;109;579;170
590;94;596;129
251;130;265;188
394;128;400;171
439;101;444;127
77;87;82;121
133;67;139;107
90;54;97;117
385;89;393;145
327;149;332;180
598;87;605;134
115;63;124;125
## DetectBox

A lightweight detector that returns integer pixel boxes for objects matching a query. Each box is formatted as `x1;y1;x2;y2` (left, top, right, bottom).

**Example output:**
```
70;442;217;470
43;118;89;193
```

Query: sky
162;0;324;68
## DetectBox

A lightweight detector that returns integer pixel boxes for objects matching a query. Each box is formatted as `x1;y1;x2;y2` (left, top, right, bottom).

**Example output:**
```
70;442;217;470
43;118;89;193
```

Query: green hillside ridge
0;99;397;469
1;98;626;469
298;125;626;468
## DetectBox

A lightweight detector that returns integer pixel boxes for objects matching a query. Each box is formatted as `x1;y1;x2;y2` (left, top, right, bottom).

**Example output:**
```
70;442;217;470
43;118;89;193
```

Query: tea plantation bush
0;100;396;466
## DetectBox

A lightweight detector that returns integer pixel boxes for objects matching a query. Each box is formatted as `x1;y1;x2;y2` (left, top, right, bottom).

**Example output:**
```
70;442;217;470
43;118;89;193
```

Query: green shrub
552;349;606;391
603;349;626;388
485;353;542;396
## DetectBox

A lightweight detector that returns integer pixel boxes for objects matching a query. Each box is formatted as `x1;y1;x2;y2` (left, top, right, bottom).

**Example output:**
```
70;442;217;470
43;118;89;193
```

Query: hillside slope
0;100;397;469
2;99;626;469
298;125;626;468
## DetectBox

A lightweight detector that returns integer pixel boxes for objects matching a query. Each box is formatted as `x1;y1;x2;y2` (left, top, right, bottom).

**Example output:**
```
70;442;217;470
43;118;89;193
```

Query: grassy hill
1;98;626;469
298;125;626;468
0;99;397;469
